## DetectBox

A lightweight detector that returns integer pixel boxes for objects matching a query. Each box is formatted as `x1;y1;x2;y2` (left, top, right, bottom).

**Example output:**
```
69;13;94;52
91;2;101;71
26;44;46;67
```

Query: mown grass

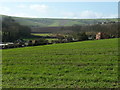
2;38;119;88
31;33;52;37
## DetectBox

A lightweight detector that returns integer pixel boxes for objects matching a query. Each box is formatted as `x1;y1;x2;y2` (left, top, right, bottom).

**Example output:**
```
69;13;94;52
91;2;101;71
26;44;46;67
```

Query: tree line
70;22;119;38
1;16;119;43
2;16;31;42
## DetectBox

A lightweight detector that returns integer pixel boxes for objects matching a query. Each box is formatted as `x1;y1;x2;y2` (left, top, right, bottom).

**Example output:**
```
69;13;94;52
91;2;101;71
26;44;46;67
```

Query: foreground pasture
2;38;118;88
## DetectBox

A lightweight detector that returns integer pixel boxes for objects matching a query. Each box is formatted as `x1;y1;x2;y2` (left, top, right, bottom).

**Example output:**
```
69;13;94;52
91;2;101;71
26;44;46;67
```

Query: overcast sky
0;1;118;19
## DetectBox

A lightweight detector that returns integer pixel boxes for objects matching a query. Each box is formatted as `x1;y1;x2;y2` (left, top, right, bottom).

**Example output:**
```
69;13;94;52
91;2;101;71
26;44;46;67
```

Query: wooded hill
1;15;119;37
1;15;118;27
1;15;119;50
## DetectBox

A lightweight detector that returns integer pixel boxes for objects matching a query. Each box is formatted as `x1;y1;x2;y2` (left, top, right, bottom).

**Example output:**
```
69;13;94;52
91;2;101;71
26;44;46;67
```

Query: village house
96;32;109;40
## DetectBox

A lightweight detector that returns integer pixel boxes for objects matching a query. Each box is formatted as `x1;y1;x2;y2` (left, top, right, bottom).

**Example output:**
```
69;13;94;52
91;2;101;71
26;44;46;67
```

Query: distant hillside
1;15;118;34
1;15;118;27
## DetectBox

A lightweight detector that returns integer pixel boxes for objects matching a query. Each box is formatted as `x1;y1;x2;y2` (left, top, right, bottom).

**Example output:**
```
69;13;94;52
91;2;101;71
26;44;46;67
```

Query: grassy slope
2;38;118;88
13;17;118;27
1;15;118;27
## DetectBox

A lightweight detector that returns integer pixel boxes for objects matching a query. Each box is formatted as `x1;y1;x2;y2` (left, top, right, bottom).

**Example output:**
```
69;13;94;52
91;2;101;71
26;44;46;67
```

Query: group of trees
1;16;119;44
52;32;88;44
28;38;49;46
2;16;31;42
72;32;88;41
55;22;119;42
70;23;119;38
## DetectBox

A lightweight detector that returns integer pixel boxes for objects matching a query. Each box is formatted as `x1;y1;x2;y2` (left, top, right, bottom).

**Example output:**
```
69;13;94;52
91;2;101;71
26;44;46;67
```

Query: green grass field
30;33;58;42
31;33;52;37
2;38;118;88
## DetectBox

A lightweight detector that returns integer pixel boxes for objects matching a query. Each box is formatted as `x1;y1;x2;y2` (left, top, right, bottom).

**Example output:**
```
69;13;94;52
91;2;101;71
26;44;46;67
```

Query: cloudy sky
0;0;118;19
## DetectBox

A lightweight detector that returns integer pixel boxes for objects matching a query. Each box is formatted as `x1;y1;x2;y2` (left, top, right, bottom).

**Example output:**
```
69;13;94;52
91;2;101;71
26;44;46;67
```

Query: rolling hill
1;14;118;27
1;15;118;34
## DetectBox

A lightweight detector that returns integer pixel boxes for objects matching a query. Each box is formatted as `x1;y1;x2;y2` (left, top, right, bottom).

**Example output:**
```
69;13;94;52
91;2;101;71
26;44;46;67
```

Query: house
96;32;109;40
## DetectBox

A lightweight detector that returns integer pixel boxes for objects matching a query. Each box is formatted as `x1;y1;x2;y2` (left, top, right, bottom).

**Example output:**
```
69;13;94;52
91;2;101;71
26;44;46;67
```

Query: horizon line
0;14;118;20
